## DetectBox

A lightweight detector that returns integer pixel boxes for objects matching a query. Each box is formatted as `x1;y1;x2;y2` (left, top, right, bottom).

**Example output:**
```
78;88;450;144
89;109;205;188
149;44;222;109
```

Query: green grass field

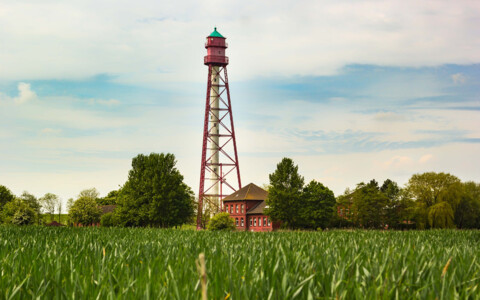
0;227;479;299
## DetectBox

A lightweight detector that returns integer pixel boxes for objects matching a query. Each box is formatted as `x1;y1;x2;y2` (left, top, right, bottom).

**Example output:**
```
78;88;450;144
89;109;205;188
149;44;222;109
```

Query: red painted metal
197;31;241;229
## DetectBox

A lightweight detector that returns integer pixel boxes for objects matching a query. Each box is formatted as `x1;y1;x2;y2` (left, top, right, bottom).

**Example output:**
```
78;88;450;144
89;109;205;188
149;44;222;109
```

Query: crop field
0;227;479;299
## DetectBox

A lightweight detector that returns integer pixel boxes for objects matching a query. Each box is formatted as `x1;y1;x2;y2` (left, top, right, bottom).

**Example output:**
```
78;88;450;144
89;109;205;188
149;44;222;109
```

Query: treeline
1;154;479;230
0;153;196;227
266;158;480;230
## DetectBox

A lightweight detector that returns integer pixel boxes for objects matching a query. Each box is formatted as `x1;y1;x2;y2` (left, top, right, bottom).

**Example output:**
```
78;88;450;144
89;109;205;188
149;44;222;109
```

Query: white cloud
451;73;466;84
13;82;37;104
0;1;479;83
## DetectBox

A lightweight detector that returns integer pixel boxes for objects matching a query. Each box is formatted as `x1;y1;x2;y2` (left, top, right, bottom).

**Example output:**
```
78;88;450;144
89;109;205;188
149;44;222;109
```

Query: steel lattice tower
197;28;241;229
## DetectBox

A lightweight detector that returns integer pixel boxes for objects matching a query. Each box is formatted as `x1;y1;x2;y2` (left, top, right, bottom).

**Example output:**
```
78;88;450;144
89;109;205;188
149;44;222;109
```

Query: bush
69;197;101;225
207;212;236;231
2;199;36;225
100;212;115;227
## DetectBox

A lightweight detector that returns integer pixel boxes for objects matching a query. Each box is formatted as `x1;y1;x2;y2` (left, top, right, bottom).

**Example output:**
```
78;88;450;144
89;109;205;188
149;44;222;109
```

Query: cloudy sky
1;0;479;205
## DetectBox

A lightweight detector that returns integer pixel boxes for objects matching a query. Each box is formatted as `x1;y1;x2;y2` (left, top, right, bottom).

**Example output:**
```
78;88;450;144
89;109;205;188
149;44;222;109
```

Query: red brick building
222;183;280;232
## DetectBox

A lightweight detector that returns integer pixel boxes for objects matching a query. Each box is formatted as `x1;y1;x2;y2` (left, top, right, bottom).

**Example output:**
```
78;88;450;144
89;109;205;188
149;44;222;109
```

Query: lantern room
204;27;229;66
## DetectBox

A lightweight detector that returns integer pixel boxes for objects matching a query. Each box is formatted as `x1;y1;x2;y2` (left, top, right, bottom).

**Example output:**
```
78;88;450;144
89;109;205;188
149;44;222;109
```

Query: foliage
454;182;480;228
349;180;389;228
100;212;116;227
406;172;460;207
206;212;236;231
2;198;36;225
298;180;336;229
265;158;304;229
66;198;75;213
0;227;479;299
0;185;15;211
18;191;41;224
39;193;59;222
69;196;101;225
97;190;119;205
78;188;100;201
428;202;455;228
115;153;195;227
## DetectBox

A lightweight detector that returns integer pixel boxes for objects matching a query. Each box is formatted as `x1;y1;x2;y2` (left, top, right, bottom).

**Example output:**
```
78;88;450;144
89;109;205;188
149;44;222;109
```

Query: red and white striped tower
197;28;241;229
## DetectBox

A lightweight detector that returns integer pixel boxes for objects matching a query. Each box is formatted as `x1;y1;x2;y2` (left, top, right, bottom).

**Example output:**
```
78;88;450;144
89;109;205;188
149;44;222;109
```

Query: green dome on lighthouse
208;27;225;38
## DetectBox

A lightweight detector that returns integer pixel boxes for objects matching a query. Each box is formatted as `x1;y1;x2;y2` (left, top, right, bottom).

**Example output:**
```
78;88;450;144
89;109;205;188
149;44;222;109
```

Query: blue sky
0;0;479;204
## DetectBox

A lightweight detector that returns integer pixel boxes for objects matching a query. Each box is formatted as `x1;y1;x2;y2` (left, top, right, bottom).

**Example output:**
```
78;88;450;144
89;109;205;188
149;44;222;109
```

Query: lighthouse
197;28;241;229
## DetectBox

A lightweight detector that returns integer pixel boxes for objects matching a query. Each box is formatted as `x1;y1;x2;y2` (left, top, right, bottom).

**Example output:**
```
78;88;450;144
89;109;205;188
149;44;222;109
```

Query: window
268;219;271;226
226;205;229;213
231;205;233;213
259;217;262;227
254;218;257;226
250;218;253;226
236;205;238;213
241;218;244;227
241;204;244;213
263;217;267;226
235;218;238;226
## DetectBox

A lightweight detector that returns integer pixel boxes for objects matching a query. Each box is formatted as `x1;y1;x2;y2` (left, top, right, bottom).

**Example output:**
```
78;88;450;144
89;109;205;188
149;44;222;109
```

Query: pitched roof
100;205;117;214
246;200;268;215
223;183;268;201
208;27;225;38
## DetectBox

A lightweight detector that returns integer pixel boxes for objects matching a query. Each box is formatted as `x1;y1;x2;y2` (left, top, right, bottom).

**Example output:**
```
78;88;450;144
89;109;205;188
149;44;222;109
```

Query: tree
0;185;15;211
97;190;119;205
78;188;100;201
406;172;460;207
19;191;41;225
2;198;36;225
100;212;115;227
207;212;236;231
298;180;336;229
69;196;101;225
428;201;455;228
351;180;389;228
265;158;304;229
40;193;59;222
115;153;195;227
66;198;74;212
454;182;480;229
57;201;62;223
406;172;461;229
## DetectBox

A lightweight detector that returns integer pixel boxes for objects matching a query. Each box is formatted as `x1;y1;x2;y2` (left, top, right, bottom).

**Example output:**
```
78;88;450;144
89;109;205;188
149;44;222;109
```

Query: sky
0;0;479;207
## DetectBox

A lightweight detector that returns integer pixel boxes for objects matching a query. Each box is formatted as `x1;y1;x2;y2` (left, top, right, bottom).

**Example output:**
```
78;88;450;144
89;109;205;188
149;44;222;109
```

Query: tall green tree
19;192;41;225
69;196;102;225
428;201;455;228
265;158;304;229
351;180;389;228
0;185;15;212
97;190;119;205
115;153;195;227
454;182;480;229
406;172;461;228
298;180;336;229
